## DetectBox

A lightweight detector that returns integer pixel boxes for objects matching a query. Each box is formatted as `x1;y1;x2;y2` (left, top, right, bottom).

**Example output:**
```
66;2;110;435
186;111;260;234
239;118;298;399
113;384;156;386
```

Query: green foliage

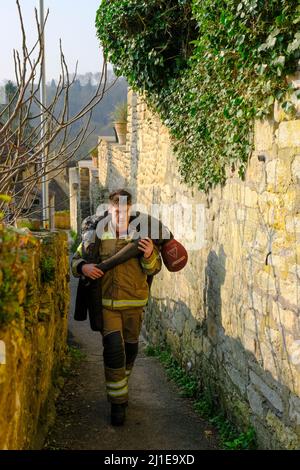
0;267;21;327
60;345;87;379
3;80;34;140
67;345;87;362
209;414;256;450
145;345;199;399
144;344;257;449
70;230;80;254
17;219;40;231
96;0;300;191
222;426;256;450
70;229;77;240
0;228;30;327
40;256;56;283
110;101;128;123
90;147;98;159
0;71;128;162
96;1;196;91
5;80;18;115
5;80;18;103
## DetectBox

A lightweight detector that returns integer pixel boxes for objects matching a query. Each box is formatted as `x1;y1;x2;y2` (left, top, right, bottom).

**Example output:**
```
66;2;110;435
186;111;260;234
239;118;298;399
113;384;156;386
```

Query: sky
0;0;105;84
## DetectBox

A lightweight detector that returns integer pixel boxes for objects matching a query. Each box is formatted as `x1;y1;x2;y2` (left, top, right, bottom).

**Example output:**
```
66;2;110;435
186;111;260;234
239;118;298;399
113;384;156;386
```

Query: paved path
44;269;219;450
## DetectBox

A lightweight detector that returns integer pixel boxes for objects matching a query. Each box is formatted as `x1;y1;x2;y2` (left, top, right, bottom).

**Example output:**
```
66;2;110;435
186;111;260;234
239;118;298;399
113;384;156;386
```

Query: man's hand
138;237;154;259
82;263;104;280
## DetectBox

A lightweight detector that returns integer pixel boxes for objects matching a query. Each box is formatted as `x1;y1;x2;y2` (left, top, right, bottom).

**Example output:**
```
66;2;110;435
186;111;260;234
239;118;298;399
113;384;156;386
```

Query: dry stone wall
98;86;300;449
0;228;69;449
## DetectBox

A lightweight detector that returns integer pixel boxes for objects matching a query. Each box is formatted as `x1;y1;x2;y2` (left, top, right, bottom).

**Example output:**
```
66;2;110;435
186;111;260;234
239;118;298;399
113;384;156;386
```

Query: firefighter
71;189;161;426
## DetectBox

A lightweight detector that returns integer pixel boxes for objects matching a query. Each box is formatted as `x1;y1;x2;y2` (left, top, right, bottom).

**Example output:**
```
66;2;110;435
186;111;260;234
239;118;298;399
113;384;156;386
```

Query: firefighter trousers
101;307;144;404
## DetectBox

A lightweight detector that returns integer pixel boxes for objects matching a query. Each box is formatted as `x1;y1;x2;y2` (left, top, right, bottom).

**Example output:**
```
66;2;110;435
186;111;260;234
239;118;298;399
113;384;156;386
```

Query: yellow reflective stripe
106;378;127;390
102;298;148;308
76;242;83;256
107;385;128;397
140;257;157;269
140;249;159;269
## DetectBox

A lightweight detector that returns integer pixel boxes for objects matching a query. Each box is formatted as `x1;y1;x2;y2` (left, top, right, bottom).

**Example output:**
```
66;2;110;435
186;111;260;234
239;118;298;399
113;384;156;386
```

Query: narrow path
44;270;219;450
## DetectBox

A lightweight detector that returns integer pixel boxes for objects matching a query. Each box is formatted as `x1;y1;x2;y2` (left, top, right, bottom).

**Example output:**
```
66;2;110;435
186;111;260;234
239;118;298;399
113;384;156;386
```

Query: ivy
96;0;300;191
40;256;56;284
96;0;197;90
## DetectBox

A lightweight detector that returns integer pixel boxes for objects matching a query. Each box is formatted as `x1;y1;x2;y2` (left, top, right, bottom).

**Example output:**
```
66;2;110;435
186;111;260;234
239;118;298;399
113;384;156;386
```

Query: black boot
111;403;127;426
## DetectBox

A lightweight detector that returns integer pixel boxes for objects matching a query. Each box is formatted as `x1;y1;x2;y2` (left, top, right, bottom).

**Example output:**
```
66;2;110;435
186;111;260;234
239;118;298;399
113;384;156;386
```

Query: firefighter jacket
71;220;162;310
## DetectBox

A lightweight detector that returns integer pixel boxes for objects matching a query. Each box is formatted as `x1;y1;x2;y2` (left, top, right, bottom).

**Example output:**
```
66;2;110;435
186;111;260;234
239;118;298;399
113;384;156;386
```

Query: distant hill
0;71;128;162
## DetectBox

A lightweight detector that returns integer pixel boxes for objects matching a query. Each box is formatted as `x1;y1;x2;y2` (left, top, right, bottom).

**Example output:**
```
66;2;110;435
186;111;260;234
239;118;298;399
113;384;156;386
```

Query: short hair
108;189;132;206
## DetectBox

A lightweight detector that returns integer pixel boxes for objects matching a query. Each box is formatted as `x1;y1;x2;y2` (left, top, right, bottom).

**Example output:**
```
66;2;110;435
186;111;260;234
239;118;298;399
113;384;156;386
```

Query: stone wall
98;137;130;197
69;167;79;233
89;167;101;216
69;161;101;235
54;211;70;230
0;227;69;449
97;83;300;449
79;167;91;223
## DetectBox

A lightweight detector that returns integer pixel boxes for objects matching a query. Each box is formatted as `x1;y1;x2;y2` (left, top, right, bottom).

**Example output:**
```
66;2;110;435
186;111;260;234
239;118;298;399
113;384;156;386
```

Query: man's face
109;198;131;233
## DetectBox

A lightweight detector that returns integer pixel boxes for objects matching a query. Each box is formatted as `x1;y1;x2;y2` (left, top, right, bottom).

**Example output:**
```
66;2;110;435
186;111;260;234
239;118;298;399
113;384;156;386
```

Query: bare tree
0;0;117;225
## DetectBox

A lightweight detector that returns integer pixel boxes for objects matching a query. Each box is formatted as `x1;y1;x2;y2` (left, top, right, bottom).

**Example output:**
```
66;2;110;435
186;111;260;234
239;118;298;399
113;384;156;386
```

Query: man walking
71;189;161;425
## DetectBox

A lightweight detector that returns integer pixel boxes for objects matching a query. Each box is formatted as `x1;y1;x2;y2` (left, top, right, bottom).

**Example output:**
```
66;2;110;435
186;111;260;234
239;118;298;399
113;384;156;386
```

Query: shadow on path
43;272;219;450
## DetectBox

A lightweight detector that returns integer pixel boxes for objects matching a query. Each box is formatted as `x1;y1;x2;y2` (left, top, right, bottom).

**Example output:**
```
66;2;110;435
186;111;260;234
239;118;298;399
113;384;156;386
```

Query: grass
145;344;257;450
43;344;87;450
68;345;86;362
60;345;87;379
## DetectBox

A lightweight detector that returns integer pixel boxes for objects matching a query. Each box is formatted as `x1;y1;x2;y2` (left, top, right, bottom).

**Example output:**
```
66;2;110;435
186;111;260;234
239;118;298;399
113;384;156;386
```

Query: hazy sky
0;0;105;84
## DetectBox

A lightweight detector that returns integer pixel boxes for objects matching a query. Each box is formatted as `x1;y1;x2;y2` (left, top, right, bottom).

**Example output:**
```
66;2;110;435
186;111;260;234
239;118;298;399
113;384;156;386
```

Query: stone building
69;80;300;449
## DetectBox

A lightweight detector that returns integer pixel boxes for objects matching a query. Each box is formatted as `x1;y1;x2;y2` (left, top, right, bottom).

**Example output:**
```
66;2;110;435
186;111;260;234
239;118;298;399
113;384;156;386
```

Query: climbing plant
96;0;196;90
96;0;300;191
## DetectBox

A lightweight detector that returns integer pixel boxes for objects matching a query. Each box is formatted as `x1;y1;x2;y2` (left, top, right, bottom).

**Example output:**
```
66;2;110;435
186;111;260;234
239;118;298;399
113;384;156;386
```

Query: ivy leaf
95;0;299;191
236;34;245;46
281;100;296;114
258;43;267;52
223;107;230;119
267;36;277;48
259;28;281;52
255;63;268;75
272;55;285;67
287;32;300;54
